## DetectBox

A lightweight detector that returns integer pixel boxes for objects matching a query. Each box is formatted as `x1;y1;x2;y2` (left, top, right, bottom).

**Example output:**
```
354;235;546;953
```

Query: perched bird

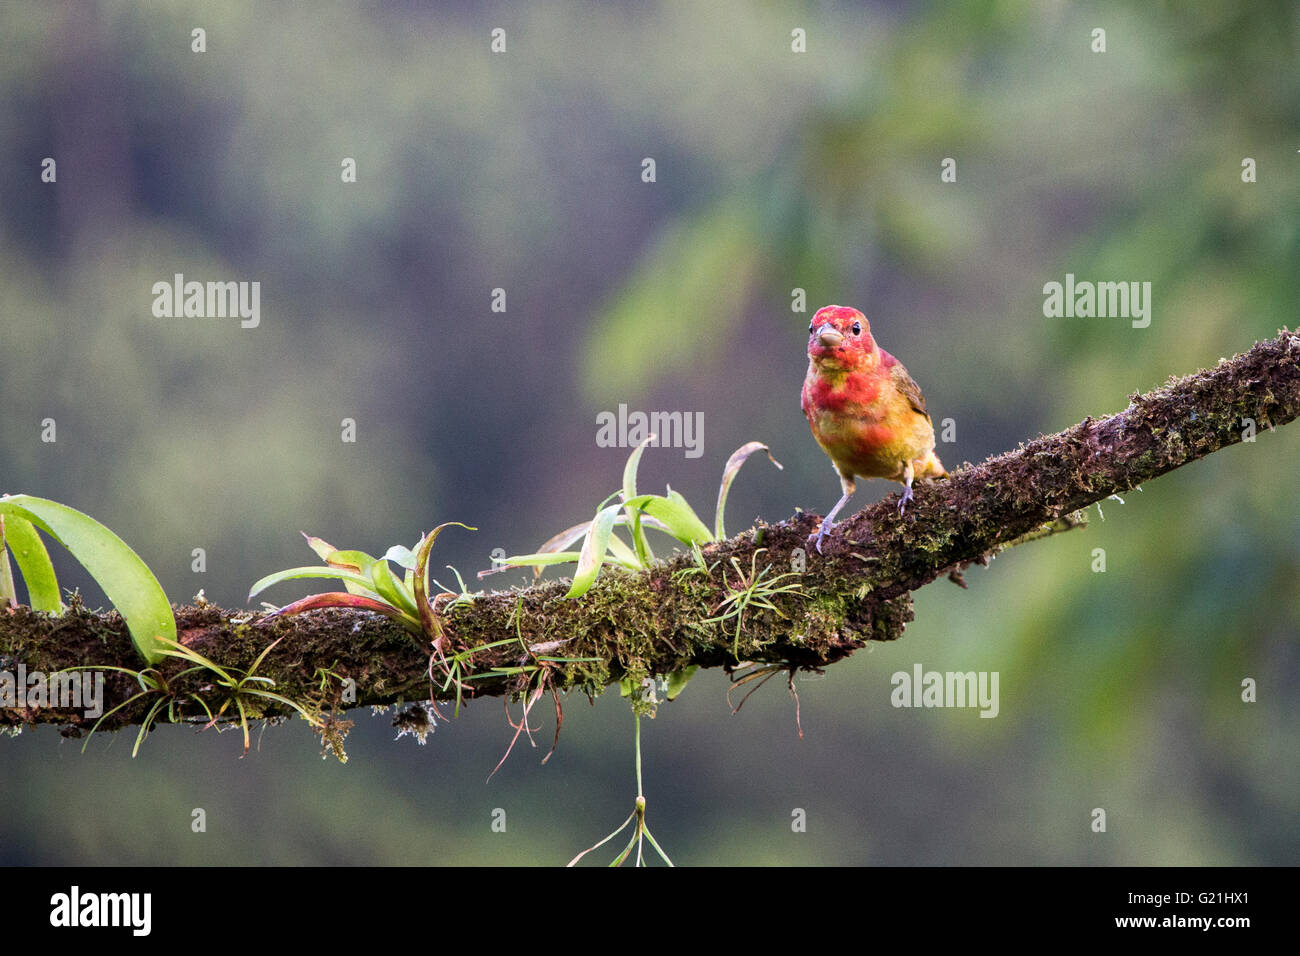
801;305;946;552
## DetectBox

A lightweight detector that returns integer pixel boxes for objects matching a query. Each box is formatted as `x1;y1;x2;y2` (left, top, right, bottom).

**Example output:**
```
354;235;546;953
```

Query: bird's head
806;305;877;371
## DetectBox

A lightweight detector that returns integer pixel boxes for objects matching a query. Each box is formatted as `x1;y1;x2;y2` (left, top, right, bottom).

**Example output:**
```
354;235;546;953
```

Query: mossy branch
2;328;1297;740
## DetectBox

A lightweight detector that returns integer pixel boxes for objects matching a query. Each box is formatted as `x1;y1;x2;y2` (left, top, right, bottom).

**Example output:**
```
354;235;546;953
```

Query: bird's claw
898;485;915;515
810;519;834;554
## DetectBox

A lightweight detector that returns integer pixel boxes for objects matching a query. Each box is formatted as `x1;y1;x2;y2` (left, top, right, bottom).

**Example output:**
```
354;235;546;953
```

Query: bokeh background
1;0;1297;865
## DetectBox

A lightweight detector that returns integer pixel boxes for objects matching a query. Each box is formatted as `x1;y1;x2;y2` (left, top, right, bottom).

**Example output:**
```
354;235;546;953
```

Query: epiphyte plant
487;436;782;598
248;522;475;643
0;493;175;665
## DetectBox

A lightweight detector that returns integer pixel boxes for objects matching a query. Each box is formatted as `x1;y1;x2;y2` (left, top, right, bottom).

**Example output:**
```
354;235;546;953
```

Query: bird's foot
810;517;835;554
898;484;915;515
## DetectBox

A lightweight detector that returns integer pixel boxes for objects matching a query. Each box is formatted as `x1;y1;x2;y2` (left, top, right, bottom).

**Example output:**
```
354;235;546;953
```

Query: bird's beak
816;325;843;348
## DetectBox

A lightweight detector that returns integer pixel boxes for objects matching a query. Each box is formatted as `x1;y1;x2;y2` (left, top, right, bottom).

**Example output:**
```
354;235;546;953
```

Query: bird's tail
917;449;947;479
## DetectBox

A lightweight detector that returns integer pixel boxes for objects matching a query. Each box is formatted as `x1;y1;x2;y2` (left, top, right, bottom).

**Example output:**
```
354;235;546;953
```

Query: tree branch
3;328;1297;744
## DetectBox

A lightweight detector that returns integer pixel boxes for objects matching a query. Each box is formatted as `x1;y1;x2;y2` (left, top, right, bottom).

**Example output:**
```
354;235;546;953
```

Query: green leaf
627;506;654;566
240;688;322;726
154;637;235;685
370;557;420;619
605;531;642;569
0;494;175;665
519;520;595;580
298;534;380;597
510;508;674;581
715;442;782;541
325;549;376;572
301;533;337;563
325;549;379;596
247;566;379;602
566;504;620;598
497;550;585;567
1;514;62;611
535;521;593;555
402;543;418;596
619;513;673;537
622;435;655;502
0;536;14;608
639;490;713;546
666;665;699;700
244;636;284;678
413;522;475;638
498;548;638;573
622;438;657;565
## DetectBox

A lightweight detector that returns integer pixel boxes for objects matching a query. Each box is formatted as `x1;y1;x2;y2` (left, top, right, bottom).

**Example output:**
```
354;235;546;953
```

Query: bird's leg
898;461;916;514
814;493;851;553
812;475;856;553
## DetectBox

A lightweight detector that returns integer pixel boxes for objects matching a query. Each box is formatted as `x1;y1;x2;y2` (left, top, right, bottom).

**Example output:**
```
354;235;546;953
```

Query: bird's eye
808;323;814;333
851;322;862;335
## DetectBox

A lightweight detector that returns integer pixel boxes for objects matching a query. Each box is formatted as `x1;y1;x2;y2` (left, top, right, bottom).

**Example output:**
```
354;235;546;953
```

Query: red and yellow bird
801;305;946;552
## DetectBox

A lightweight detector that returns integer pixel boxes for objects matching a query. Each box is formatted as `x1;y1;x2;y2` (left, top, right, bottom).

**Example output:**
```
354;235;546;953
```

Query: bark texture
2;329;1297;749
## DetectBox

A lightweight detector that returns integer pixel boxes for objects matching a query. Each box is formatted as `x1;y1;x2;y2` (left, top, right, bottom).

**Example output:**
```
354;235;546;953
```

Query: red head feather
807;304;878;371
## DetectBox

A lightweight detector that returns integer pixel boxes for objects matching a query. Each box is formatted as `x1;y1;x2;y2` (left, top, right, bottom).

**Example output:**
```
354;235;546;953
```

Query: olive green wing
889;359;930;420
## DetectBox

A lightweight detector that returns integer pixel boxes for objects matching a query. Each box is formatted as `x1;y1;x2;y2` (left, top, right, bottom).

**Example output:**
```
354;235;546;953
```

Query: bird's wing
889;359;929;419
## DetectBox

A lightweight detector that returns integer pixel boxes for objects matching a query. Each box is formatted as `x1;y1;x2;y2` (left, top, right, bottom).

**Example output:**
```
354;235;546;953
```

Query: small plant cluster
703;549;805;657
568;713;671;867
3;438;795;863
478;436;792;706
488;436;783;599
248;522;475;642
476;437;796;865
66;636;325;758
1;494;174;663
0;494;336;757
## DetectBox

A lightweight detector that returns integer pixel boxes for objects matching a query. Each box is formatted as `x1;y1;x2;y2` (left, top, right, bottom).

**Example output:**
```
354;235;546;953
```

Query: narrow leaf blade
565;504;620;598
0;514;62;611
522;520;594;580
0;495;175;664
301;533;337;563
622;435;657;503
370;558;420;619
715;441;782;541
535;521;594;556
413;522;476;638
247;566;378;601
643;490;713;546
495;550;584;567
0;533;14;608
666;665;699;700
605;531;641;568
